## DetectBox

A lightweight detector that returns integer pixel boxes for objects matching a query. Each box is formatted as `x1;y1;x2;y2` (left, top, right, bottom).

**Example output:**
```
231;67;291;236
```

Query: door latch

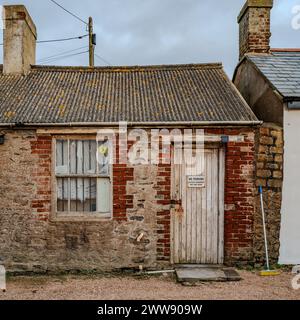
170;199;182;209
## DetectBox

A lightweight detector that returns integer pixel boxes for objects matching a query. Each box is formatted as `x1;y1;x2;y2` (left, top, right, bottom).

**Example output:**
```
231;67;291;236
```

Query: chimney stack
238;0;273;60
3;5;37;75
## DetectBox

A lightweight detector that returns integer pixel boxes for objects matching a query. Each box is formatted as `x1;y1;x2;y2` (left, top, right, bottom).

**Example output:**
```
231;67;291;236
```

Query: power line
49;0;87;25
95;53;112;66
37;34;88;43
38;46;88;63
39;50;89;64
0;34;88;46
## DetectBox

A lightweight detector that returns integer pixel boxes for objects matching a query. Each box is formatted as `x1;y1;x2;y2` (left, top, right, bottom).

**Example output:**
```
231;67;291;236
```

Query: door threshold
174;264;224;269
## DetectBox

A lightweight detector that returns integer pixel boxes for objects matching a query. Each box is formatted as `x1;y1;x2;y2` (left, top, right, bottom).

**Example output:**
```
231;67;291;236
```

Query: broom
258;186;281;276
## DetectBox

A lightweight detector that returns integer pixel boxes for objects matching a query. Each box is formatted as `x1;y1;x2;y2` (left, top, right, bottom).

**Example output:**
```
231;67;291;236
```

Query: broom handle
259;186;270;270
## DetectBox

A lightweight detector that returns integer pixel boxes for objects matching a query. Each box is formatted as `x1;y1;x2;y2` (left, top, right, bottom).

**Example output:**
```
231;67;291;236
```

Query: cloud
0;0;298;77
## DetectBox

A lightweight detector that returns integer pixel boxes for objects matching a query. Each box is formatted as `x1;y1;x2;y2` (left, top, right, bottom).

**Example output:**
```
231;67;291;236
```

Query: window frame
51;135;113;221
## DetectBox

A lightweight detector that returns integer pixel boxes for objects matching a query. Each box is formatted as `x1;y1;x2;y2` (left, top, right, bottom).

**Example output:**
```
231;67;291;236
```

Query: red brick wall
156;164;171;261
30;135;52;221
113;164;134;221
223;128;255;263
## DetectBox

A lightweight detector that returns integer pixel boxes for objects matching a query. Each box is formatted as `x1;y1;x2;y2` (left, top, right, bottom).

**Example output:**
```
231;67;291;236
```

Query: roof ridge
30;62;223;72
271;48;300;53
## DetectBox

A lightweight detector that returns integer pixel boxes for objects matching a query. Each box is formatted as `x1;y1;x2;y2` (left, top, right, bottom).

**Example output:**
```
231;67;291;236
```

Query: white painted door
171;146;225;264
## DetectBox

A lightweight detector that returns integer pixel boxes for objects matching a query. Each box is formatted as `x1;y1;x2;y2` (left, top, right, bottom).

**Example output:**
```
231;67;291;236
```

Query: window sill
51;213;112;222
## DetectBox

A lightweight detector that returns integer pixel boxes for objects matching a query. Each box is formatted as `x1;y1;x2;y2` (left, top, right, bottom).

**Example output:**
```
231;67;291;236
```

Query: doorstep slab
175;266;241;283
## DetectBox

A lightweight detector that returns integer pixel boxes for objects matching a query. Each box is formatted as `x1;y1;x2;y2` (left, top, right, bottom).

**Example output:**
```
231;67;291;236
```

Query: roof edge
0;120;262;128
271;48;300;53
29;62;223;72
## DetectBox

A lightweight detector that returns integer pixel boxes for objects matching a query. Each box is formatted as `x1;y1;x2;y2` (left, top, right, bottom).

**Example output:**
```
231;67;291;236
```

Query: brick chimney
238;0;273;60
3;5;37;75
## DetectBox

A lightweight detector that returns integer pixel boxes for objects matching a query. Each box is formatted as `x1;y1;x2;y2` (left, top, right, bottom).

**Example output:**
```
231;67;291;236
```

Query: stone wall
0;129;167;272
254;123;283;264
0;127;257;272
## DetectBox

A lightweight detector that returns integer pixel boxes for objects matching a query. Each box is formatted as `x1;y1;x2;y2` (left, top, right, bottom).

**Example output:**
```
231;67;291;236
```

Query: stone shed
0;5;260;273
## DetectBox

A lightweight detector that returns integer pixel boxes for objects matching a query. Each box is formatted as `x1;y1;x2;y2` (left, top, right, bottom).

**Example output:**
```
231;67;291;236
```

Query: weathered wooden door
171;146;225;264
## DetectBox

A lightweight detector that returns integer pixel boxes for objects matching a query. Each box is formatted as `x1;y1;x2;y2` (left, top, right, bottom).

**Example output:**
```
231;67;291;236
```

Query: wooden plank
178;160;183;263
196;150;203;263
170;148;175;264
69;140;77;174
37;128;103;135
186;151;193;263
170;207;175;264
207;151;213;264
56;140;62;167
51;139;58;217
212;149;219;263
67;140;71;213
181;156;187;263
55;140;68;174
171;147;179;264
90;141;96;174
172;146;180;200
97;178;111;213
83;140;91;174
76;177;84;212
191;150;197;262
76;140;83;174
218;148;225;264
39;128;244;145
201;150;209;263
70;178;77;211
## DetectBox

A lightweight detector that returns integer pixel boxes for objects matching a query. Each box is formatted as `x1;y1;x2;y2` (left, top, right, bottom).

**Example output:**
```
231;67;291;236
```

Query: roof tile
247;51;300;98
0;63;258;124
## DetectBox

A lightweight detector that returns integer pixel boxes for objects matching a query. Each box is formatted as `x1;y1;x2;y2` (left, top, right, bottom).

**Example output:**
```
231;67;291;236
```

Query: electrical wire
49;0;87;25
0;34;88;46
39;50;89;64
37;34;88;43
95;53;112;66
38;46;88;63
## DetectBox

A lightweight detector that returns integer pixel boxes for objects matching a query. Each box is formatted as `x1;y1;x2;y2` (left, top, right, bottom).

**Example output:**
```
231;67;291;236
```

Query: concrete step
175;265;241;284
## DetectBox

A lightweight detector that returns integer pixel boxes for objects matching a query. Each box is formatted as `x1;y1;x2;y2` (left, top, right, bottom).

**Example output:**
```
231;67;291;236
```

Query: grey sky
0;0;299;76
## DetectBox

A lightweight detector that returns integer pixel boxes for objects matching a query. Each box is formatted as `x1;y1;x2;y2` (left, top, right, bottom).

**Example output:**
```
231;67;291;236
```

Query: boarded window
55;139;111;216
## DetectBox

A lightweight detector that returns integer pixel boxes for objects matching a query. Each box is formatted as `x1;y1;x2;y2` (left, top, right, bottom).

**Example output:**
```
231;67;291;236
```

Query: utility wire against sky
37;34;88;43
0;34;88;46
49;0;88;26
39;50;89;65
0;2;113;66
48;1;112;66
38;46;88;63
95;53;112;66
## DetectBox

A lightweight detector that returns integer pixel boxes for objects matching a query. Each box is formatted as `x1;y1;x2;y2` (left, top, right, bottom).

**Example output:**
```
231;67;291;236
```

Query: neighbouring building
0;4;262;273
234;0;300;264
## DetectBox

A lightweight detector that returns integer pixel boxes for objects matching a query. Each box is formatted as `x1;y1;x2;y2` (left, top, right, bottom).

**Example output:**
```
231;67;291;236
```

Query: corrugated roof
0;63;258;125
247;50;300;99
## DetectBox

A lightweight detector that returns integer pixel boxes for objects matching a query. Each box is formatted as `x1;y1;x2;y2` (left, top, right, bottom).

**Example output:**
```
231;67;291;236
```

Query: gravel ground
0;270;299;300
